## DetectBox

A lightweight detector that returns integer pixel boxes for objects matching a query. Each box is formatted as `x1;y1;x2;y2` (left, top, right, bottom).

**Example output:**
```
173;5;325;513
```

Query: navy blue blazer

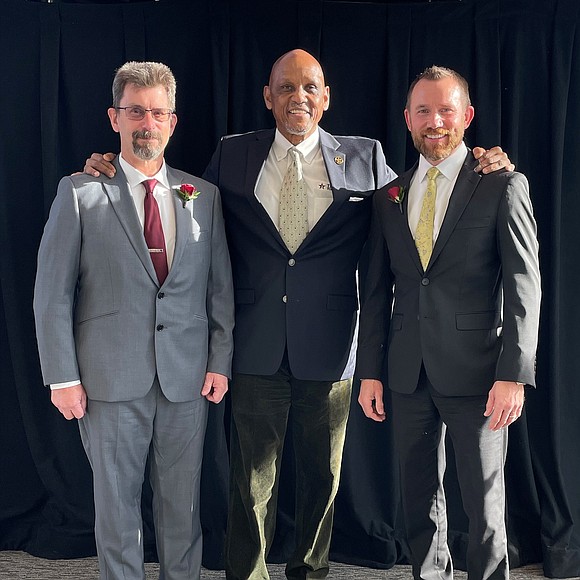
204;127;395;381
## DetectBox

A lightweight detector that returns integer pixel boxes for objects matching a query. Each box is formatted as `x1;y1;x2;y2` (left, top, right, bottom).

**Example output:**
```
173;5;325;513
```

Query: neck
120;151;164;177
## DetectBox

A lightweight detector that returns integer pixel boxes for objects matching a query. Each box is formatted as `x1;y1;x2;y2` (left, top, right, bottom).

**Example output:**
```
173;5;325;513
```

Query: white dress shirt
407;141;468;241
255;129;333;230
51;157;176;390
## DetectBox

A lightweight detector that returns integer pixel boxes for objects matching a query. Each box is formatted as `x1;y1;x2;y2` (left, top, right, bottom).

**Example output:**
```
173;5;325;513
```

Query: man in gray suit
357;66;541;579
33;61;234;580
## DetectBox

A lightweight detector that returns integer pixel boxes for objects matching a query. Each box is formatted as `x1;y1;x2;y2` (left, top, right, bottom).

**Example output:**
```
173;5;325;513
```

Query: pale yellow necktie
279;147;308;254
415;167;440;270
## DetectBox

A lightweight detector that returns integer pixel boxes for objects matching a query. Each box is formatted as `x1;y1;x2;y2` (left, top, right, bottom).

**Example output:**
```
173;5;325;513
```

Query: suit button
288;258;296;266
421;278;430;286
282;295;287;303
158;292;165;299
156;324;164;331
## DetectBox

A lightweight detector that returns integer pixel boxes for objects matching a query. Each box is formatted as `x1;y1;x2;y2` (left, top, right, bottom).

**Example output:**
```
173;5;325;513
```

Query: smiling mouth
288;108;311;116
424;132;448;141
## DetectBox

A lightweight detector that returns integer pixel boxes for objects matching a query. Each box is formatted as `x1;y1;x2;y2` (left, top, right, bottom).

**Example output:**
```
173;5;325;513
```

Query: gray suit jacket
34;158;234;403
356;152;541;395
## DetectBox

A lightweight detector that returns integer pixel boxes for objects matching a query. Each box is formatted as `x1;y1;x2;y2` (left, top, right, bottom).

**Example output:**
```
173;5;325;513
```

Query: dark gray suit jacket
356;152;541;395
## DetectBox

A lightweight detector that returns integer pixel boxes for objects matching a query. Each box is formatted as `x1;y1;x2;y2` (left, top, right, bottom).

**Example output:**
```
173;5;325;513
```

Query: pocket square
348;196;365;202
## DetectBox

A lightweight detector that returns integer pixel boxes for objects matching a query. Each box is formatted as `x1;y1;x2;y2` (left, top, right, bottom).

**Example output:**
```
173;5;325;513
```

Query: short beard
132;130;163;161
412;128;463;162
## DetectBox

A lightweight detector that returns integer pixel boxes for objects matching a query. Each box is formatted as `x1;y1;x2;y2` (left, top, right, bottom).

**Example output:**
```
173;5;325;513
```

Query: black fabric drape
1;0;579;577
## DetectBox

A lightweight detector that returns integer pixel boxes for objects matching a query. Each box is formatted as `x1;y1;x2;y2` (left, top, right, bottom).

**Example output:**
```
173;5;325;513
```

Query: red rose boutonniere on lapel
173;183;200;208
387;185;406;213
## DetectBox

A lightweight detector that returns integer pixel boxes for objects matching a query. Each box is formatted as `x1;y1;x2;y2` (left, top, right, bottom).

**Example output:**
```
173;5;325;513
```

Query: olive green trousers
225;362;352;580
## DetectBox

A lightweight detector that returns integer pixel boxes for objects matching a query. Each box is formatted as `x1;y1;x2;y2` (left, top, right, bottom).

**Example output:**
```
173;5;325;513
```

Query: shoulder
167;167;219;196
324;130;382;153
218;128;274;146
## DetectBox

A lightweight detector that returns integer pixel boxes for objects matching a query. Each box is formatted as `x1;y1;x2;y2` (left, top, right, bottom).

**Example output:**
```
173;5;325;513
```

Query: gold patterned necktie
415;166;440;270
278;147;308;254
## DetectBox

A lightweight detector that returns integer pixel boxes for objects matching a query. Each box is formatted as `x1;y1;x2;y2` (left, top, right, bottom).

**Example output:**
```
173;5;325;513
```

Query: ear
323;86;330;111
404;108;412;132
263;85;273;110
169;112;178;136
108;107;120;133
463;105;475;129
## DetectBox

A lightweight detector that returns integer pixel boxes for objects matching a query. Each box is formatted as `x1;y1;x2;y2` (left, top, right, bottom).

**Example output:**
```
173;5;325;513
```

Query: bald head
264;49;330;145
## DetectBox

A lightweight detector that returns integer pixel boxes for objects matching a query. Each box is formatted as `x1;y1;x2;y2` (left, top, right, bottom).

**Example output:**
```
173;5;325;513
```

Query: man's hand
358;379;386;422
201;372;229;404
51;384;87;420
484;380;525;431
473;146;515;174
83;152;117;178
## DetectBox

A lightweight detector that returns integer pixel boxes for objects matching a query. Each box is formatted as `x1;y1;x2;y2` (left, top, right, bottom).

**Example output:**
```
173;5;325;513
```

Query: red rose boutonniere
174;183;200;208
387;185;406;213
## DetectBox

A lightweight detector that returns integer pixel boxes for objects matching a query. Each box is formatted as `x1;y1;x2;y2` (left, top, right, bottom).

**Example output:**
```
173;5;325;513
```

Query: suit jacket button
421;277;430;286
158;292;165;299
288;258;296;266
156;324;164;331
282;295;288;303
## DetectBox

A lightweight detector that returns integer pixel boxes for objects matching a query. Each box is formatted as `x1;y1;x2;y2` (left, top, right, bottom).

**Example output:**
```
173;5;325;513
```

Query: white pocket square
348;196;365;202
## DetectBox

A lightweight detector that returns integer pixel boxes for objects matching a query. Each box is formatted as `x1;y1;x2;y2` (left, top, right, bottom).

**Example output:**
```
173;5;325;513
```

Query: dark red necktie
142;179;168;285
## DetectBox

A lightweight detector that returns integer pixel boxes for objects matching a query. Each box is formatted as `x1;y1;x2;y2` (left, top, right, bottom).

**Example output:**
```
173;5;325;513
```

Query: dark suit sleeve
202;139;223;186
355;192;393;379
495;172;541;386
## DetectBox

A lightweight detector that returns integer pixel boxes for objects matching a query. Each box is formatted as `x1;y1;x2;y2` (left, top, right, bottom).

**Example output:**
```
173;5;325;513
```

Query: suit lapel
388;164;424;273
428;154;481;269
167;167;191;281
244;131;286;245
297;129;348;249
102;159;158;283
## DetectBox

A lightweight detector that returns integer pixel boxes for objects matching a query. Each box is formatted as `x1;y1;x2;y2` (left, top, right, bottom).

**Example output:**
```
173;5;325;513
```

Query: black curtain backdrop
1;0;579;577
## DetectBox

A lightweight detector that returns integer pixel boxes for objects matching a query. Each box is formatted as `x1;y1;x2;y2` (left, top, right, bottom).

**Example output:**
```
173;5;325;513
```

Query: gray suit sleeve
33;177;82;385
205;185;235;377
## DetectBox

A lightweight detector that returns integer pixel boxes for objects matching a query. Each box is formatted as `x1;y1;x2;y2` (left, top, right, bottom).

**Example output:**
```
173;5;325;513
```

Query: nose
429;112;444;127
141;111;158;129
291;86;308;103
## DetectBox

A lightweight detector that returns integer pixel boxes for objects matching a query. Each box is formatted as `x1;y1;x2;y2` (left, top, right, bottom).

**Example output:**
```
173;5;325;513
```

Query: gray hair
112;61;176;110
406;65;471;109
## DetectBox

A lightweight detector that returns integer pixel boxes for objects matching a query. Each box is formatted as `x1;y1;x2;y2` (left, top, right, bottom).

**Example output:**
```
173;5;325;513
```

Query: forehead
409;77;464;108
120;83;169;105
270;56;325;86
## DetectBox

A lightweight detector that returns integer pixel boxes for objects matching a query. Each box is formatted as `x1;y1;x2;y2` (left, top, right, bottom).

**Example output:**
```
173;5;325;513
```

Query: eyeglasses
115;106;174;122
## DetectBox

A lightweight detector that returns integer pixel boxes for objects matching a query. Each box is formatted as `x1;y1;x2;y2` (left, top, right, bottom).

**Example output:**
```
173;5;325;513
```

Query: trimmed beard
132;130;163;161
412;128;464;162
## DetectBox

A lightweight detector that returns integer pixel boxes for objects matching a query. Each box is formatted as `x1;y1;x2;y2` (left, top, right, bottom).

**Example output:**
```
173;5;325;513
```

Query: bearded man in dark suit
357;66;541;580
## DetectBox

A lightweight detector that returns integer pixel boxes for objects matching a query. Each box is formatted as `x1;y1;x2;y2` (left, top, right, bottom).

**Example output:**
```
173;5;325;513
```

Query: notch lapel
388;164;425;273
167;170;192;282
428;155;481;269
244;131;287;246
102;159;159;284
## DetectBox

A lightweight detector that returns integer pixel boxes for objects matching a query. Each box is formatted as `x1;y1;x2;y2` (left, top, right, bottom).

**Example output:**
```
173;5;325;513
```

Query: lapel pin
334;156;344;165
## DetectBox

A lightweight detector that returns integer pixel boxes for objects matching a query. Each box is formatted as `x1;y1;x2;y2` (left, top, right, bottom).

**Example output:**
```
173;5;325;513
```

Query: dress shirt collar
416;141;468;184
119;155;170;190
271;128;321;165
